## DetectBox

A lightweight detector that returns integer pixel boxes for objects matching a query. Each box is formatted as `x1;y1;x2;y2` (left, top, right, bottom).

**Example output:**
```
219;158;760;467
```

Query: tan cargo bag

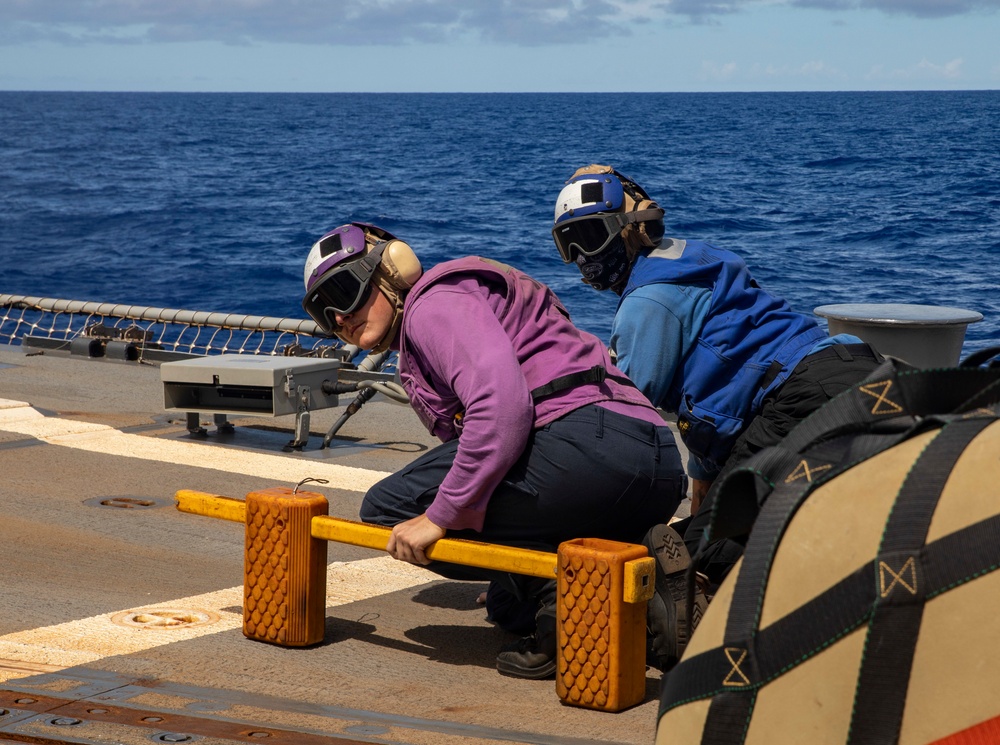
656;354;1000;745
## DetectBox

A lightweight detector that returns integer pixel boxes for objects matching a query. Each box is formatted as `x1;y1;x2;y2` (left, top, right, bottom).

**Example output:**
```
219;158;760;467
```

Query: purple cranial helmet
301;223;422;348
302;223;396;333
303;224;371;294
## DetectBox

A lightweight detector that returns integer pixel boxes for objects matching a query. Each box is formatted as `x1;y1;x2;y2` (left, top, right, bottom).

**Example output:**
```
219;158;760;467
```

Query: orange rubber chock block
243;487;329;647
556;537;653;712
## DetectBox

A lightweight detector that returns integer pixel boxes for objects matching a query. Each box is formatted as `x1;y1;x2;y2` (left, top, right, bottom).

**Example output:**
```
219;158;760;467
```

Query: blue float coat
613;239;858;479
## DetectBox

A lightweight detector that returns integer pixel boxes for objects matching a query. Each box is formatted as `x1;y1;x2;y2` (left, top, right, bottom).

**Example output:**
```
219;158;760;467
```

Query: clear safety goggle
302;242;387;329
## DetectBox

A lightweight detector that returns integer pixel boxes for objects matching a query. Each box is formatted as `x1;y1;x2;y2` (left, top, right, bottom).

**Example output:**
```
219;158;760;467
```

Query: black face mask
575;236;631;294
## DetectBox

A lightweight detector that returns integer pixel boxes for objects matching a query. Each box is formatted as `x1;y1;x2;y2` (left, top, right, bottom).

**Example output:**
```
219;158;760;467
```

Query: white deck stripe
0;556;432;681
0;398;390;493
0;399;433;683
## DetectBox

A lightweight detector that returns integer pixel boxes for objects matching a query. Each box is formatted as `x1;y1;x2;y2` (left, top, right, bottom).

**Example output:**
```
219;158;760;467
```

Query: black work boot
496;610;557;679
643;523;709;671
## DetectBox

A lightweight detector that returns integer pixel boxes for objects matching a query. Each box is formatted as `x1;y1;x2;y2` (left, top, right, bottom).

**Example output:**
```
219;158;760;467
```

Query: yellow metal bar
175;490;246;523
179;486;652;707
174;490;557;579
310;515;558;580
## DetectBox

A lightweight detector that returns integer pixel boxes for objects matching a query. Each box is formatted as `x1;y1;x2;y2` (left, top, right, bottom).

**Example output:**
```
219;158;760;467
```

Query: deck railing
0;293;355;362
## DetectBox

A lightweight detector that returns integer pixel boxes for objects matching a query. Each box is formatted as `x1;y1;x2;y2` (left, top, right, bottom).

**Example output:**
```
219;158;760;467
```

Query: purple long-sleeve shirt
396;258;664;533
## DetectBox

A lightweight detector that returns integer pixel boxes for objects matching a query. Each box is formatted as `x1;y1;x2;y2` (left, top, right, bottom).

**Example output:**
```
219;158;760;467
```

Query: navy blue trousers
361;404;685;612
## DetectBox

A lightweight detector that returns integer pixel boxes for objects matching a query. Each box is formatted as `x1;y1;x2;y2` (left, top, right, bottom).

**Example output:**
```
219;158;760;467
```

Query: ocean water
1;90;998;356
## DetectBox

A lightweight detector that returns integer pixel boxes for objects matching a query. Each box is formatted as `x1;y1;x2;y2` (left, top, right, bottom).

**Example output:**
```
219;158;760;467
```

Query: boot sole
496;657;557;680
643;523;709;666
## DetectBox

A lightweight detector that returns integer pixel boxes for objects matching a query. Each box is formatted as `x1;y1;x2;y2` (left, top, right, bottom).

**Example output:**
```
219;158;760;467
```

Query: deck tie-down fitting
175;487;656;712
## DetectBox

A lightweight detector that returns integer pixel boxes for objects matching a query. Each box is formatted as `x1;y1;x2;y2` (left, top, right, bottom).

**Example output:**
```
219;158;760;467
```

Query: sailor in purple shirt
302;223;686;679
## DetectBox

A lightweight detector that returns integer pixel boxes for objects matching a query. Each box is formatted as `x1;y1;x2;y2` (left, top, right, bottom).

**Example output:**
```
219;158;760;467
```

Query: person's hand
386;514;446;566
690;478;713;516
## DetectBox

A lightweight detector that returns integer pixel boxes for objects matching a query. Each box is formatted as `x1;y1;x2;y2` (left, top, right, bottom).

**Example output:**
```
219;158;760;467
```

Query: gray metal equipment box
161;354;343;417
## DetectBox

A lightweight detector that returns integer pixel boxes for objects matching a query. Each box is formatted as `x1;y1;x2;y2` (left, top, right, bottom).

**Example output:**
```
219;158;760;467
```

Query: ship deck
0;343;690;745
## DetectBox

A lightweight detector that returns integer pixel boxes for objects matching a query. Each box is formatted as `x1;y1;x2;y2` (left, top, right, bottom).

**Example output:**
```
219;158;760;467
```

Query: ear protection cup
621;191;665;254
378;239;422;291
363;237;421;354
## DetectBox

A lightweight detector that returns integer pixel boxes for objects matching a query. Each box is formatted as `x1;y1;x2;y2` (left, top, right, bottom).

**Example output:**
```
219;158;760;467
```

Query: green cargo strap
660;418;1000;745
658;507;1000;718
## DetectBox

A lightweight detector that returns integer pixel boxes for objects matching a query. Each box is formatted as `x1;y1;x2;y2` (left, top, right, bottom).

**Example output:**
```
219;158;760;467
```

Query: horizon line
2;87;998;95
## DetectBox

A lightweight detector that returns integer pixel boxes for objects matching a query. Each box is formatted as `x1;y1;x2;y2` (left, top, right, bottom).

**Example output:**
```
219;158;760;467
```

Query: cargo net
0;293;371;366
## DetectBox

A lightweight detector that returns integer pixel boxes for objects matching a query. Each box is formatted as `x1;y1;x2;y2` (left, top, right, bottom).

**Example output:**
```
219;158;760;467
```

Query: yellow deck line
0;398;390;493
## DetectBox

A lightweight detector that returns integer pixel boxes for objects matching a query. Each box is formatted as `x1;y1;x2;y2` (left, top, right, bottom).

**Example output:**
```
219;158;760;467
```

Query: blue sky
1;0;998;92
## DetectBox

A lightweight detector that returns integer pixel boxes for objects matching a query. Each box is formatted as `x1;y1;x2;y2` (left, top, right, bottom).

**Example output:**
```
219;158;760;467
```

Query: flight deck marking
0;399;390;493
0;400;430;681
0;556;431;680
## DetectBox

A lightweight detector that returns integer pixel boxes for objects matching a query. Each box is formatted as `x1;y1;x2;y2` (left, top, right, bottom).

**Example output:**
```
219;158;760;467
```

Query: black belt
759;343;881;391
802;342;882;363
530;364;634;402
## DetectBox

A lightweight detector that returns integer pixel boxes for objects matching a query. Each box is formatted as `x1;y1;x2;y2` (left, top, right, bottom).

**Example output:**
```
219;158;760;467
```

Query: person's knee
358;494;380;524
359;484;394;525
359;475;426;527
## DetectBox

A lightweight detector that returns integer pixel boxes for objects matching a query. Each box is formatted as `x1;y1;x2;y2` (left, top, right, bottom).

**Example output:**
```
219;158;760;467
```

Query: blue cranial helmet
551;166;665;288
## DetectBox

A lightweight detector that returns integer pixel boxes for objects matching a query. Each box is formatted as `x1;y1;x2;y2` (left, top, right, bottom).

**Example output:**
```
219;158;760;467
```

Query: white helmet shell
553;173;626;224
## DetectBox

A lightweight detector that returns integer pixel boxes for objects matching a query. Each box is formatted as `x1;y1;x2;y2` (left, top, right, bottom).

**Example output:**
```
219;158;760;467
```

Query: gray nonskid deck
0;346;689;745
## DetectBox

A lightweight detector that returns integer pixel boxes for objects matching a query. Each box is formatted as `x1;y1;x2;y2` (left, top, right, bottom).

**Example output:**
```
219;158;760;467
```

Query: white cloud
793;0;1000;16
700;60;740;79
1;0;996;48
867;57;964;80
1;0;635;46
700;58;845;82
798;60;842;76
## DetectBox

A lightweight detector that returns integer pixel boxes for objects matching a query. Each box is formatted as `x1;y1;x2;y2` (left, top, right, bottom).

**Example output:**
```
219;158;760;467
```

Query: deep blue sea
1;91;998;355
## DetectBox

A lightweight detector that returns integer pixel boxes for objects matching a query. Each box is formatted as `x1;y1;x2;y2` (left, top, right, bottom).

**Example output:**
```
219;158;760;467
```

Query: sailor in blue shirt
552;165;884;661
612;264;865;483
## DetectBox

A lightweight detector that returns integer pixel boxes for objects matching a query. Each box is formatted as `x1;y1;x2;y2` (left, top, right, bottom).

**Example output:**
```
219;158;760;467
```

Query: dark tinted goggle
552;207;666;263
552;213;629;262
302;243;387;331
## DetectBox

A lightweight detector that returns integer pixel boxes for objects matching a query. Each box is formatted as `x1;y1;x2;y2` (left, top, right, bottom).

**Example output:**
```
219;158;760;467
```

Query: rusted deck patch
0;689;378;745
